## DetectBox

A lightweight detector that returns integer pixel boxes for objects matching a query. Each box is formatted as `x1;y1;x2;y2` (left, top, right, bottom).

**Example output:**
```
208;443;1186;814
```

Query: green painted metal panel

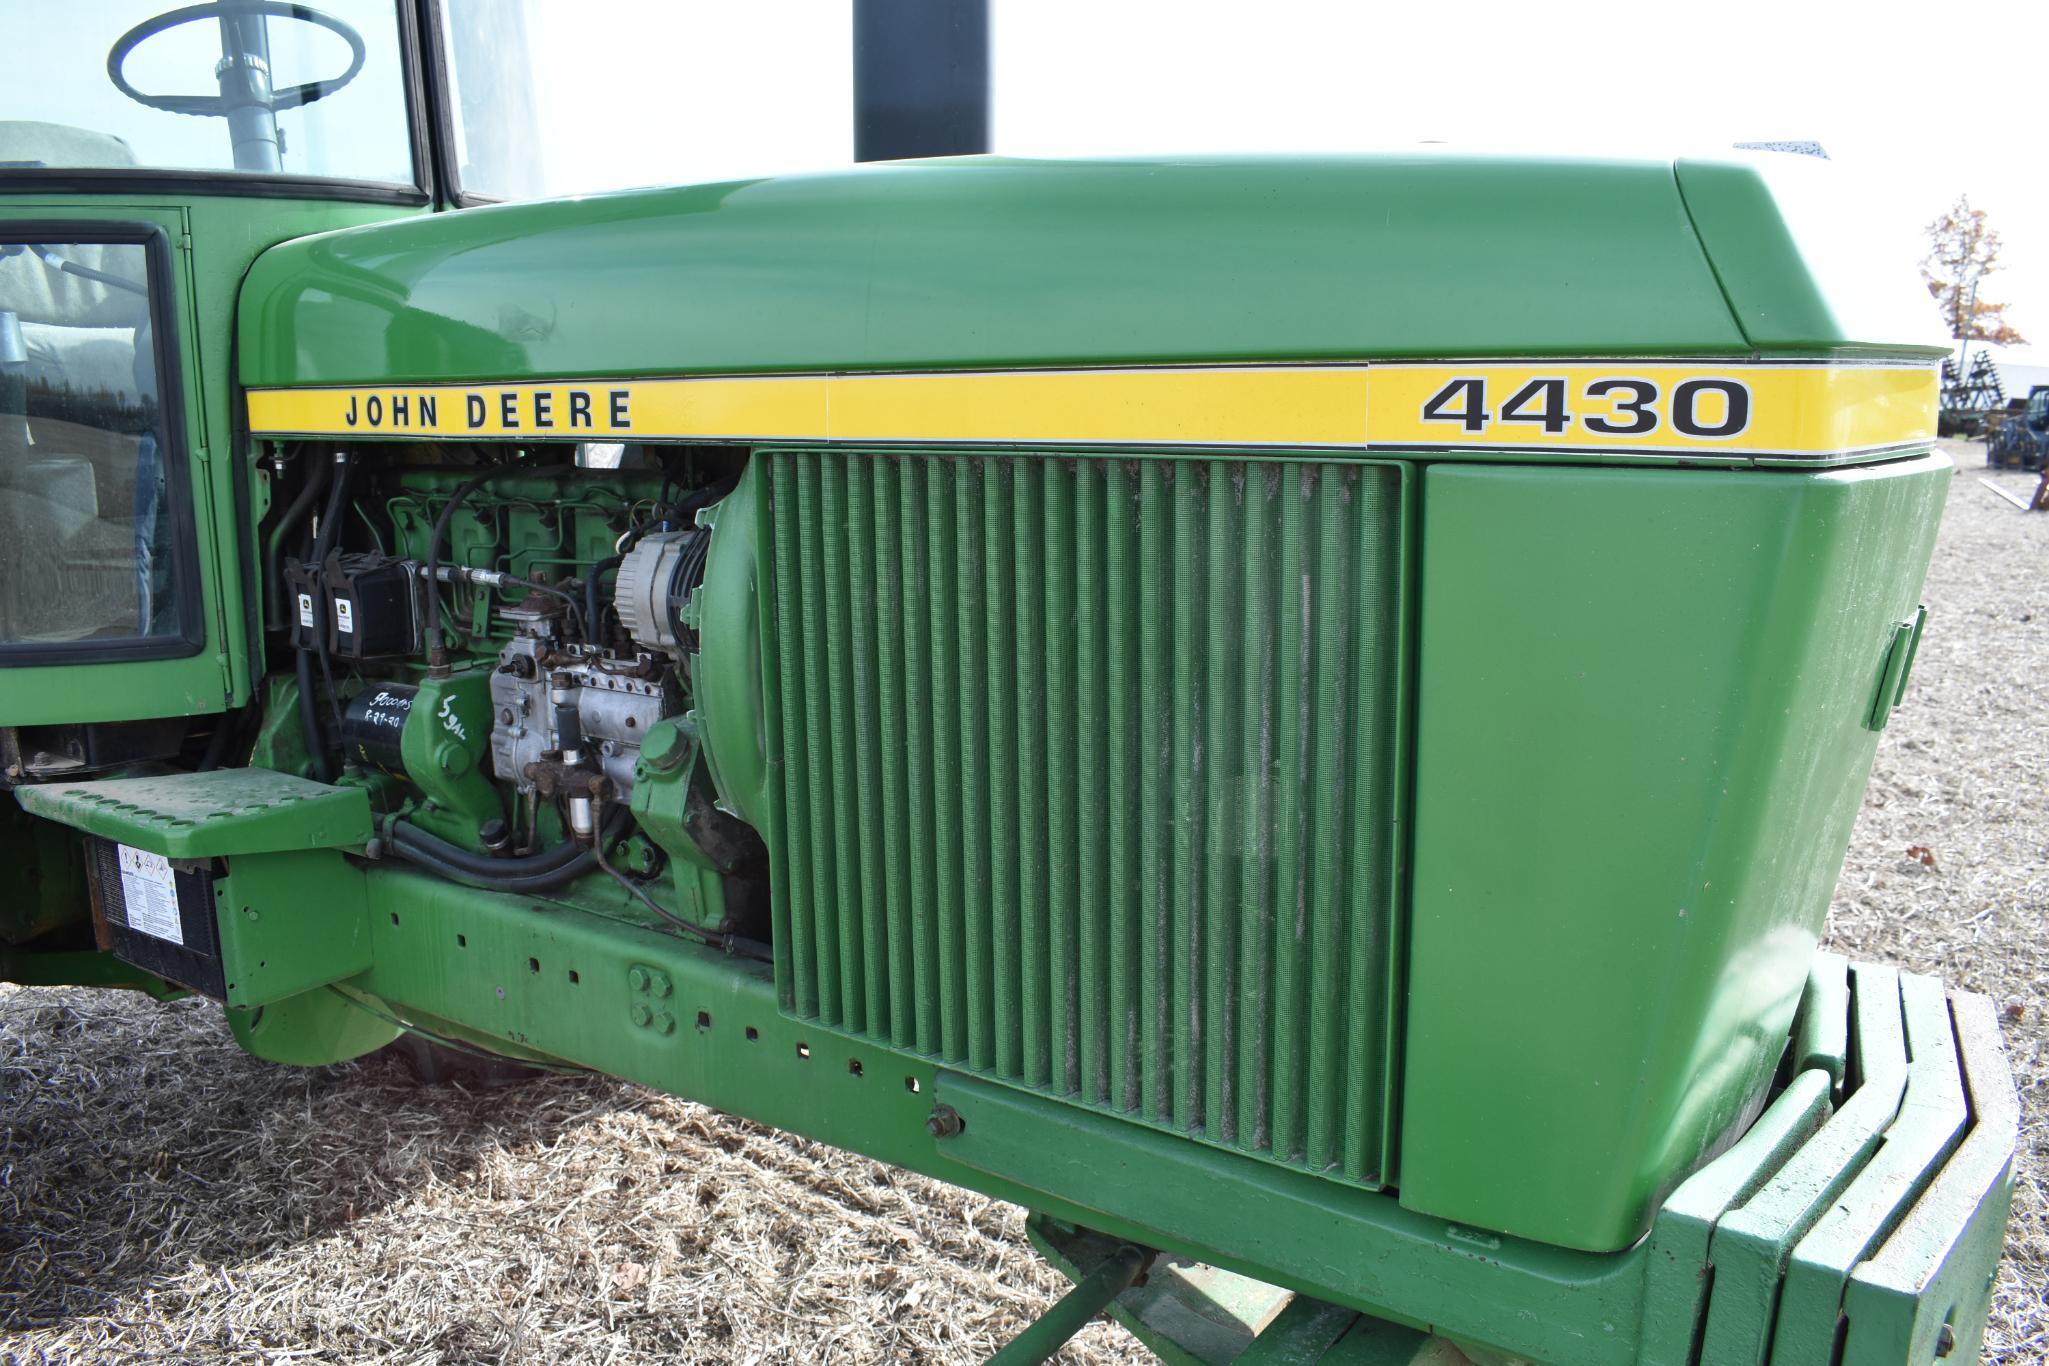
226;977;399;1065
13;767;371;858
334;861;1649;1366
693;476;773;828
234;154;1798;389
215;849;371;1007
1841;992;2020;1366
1401;454;1949;1252
1674;159;1951;357
0;795;88;944
758;449;1404;1188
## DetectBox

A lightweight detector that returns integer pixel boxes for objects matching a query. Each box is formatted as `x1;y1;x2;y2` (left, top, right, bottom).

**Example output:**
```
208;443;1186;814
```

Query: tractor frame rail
1010;953;2016;1366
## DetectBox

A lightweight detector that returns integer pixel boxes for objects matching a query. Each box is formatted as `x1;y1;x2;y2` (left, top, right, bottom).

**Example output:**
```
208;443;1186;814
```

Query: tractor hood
236;152;1946;390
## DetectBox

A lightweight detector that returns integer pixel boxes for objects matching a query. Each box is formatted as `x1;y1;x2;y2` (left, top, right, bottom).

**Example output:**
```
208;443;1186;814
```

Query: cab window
0;230;196;655
0;0;414;187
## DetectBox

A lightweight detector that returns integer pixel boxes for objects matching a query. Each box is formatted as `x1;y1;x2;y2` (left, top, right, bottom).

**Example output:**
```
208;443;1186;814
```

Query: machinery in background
1934;350;1999;436
1987;384;2049;470
1938;350;2006;437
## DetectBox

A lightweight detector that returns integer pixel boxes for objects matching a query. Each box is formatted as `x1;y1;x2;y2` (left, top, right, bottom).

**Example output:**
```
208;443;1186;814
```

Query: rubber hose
309;454;353;734
263;451;330;630
385;838;599;893
195;709;237;772
584;555;622;647
389;821;588;877
385;805;629;877
296;649;332;783
310;453;350;579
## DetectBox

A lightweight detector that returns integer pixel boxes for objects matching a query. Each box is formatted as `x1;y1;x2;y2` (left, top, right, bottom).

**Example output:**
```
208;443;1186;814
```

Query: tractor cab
0;0;431;777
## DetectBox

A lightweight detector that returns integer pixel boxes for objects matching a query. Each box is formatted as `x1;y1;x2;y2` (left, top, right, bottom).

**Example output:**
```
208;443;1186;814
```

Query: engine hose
262;450;330;631
588;817;773;961
195;706;240;772
583;555;622;647
383;805;630;875
309;453;353;735
386;809;769;960
675;475;739;519
388;820;590;877
673;526;713;650
295;649;332;783
385;836;600;894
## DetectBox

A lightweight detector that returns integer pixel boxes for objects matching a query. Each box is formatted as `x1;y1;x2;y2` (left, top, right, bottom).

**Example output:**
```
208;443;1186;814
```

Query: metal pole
853;0;990;162
1956;279;1978;393
988;1243;1151;1366
215;1;283;172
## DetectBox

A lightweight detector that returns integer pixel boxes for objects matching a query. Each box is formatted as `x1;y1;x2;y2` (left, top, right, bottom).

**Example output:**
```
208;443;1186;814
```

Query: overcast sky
532;0;2049;352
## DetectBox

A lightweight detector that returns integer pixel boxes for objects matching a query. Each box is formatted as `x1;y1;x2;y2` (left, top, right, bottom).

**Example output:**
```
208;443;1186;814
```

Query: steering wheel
107;2;366;118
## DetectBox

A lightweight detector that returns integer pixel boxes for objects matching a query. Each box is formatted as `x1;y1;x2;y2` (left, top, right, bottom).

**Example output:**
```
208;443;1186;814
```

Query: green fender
228;987;399;1067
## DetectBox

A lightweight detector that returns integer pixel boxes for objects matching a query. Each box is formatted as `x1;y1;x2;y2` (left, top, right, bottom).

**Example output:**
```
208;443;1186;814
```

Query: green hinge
1867;606;1928;732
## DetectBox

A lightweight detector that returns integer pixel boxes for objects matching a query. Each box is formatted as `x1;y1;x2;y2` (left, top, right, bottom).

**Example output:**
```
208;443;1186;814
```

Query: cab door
0;206;231;732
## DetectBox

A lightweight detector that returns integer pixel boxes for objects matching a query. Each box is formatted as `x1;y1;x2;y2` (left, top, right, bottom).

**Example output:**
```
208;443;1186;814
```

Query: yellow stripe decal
245;362;1936;458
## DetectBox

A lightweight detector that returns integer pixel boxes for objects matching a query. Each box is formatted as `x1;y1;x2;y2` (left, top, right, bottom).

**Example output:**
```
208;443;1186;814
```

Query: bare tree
1923;196;2027;346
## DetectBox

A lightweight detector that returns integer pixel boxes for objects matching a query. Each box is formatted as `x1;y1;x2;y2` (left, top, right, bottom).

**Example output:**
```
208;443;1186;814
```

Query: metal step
14;766;370;857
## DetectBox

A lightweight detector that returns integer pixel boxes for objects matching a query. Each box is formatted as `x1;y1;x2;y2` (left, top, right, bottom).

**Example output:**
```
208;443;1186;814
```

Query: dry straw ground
0;443;2042;1364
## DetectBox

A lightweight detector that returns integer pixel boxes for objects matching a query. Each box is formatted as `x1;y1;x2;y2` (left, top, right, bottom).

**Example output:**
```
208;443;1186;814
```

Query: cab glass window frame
0;1;433;206
0;220;204;665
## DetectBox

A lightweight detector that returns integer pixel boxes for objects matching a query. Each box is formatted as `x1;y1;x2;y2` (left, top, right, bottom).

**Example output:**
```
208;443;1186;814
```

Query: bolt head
630;1002;653;1028
925;1103;963;1139
640;721;689;773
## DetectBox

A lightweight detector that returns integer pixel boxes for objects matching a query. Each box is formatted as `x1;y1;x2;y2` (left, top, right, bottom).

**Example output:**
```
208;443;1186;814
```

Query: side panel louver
760;450;1403;1186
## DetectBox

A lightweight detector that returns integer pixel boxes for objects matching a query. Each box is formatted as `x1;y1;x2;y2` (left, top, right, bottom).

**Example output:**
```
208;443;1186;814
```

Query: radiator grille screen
760;450;1402;1185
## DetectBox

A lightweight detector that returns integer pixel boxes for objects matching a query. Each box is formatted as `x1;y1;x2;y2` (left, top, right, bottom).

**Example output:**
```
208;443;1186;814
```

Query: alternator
613;528;710;657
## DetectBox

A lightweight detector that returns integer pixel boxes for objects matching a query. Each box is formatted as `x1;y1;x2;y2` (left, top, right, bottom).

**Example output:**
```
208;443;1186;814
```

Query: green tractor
0;4;2017;1363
